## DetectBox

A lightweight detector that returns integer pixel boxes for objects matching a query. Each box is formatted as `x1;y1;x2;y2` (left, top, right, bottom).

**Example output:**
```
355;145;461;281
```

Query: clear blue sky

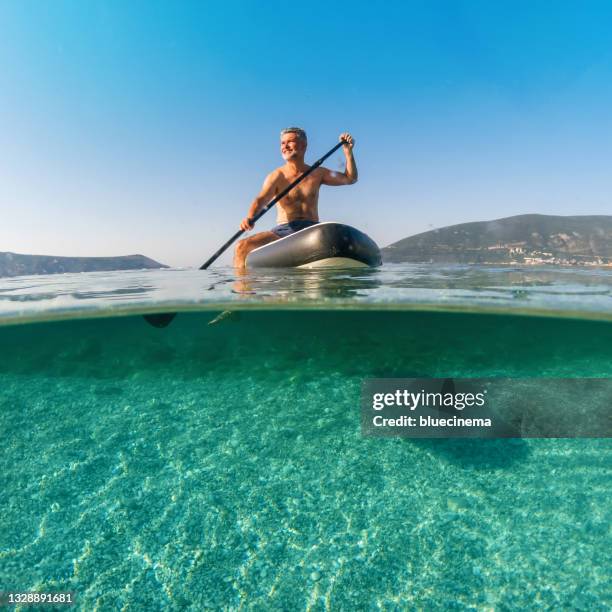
1;1;611;266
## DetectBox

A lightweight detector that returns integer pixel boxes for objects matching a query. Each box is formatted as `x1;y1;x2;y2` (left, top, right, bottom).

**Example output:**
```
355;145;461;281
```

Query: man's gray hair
280;127;307;142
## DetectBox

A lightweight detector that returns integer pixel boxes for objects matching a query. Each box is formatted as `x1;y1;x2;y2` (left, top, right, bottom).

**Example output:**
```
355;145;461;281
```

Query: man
233;128;357;268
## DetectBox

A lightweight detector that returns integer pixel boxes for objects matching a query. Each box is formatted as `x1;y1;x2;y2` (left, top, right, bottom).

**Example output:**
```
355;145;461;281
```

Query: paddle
144;139;348;328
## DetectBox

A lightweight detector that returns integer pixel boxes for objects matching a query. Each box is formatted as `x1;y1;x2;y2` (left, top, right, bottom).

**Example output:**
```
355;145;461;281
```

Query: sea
0;263;610;610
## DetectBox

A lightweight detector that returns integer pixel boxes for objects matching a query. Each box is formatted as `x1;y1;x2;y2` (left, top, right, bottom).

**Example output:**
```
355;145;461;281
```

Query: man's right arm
240;171;278;231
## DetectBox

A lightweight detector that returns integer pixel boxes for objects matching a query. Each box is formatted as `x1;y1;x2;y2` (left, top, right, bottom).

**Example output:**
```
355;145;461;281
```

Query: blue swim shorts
271;220;319;238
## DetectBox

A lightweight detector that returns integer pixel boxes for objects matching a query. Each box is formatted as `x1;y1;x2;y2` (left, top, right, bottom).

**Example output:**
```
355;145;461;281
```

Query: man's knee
235;238;251;256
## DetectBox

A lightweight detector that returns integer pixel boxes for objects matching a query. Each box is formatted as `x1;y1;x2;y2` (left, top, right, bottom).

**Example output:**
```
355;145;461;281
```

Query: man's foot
208;310;241;326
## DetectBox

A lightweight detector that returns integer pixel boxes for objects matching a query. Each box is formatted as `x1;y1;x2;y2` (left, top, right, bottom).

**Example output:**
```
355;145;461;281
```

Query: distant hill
382;214;612;265
0;252;168;278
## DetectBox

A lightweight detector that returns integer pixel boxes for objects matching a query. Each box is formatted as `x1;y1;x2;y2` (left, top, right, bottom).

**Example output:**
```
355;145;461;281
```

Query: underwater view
0;264;611;609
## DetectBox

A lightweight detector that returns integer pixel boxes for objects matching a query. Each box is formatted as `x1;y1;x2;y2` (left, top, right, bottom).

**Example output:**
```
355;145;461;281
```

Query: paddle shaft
199;139;347;269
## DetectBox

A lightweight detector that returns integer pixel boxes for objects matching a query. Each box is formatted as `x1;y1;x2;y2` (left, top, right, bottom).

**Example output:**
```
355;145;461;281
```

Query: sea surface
0;264;611;610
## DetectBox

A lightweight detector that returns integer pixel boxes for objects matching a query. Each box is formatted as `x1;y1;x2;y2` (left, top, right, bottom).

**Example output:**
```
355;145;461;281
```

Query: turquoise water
1;265;611;609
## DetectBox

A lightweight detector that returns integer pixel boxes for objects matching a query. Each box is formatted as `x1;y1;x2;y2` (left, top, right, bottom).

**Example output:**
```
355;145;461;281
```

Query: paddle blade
143;312;177;328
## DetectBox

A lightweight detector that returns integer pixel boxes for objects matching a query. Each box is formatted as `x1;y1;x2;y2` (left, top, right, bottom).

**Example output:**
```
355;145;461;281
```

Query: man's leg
233;231;279;268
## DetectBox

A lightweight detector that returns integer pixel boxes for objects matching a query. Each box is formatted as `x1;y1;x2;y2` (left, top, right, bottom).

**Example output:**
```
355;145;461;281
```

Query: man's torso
272;166;323;224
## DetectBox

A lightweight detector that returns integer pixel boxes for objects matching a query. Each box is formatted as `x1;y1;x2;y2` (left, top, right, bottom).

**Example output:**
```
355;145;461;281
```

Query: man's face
281;132;306;160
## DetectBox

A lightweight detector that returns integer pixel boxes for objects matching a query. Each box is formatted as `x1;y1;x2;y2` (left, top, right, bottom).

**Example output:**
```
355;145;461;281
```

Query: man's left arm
321;132;358;186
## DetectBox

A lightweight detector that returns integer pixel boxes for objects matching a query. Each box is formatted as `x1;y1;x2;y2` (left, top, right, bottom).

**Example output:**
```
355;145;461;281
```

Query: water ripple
0;264;610;323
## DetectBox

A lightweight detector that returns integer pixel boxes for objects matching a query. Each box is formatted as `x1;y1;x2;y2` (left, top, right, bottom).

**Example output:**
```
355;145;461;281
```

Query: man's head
280;127;307;161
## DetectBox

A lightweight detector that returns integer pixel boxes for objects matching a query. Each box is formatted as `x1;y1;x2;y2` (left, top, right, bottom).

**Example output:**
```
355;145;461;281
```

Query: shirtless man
233;128;357;268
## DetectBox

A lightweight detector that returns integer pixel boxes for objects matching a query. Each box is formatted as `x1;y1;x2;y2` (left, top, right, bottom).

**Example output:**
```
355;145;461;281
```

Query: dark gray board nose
246;222;382;268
